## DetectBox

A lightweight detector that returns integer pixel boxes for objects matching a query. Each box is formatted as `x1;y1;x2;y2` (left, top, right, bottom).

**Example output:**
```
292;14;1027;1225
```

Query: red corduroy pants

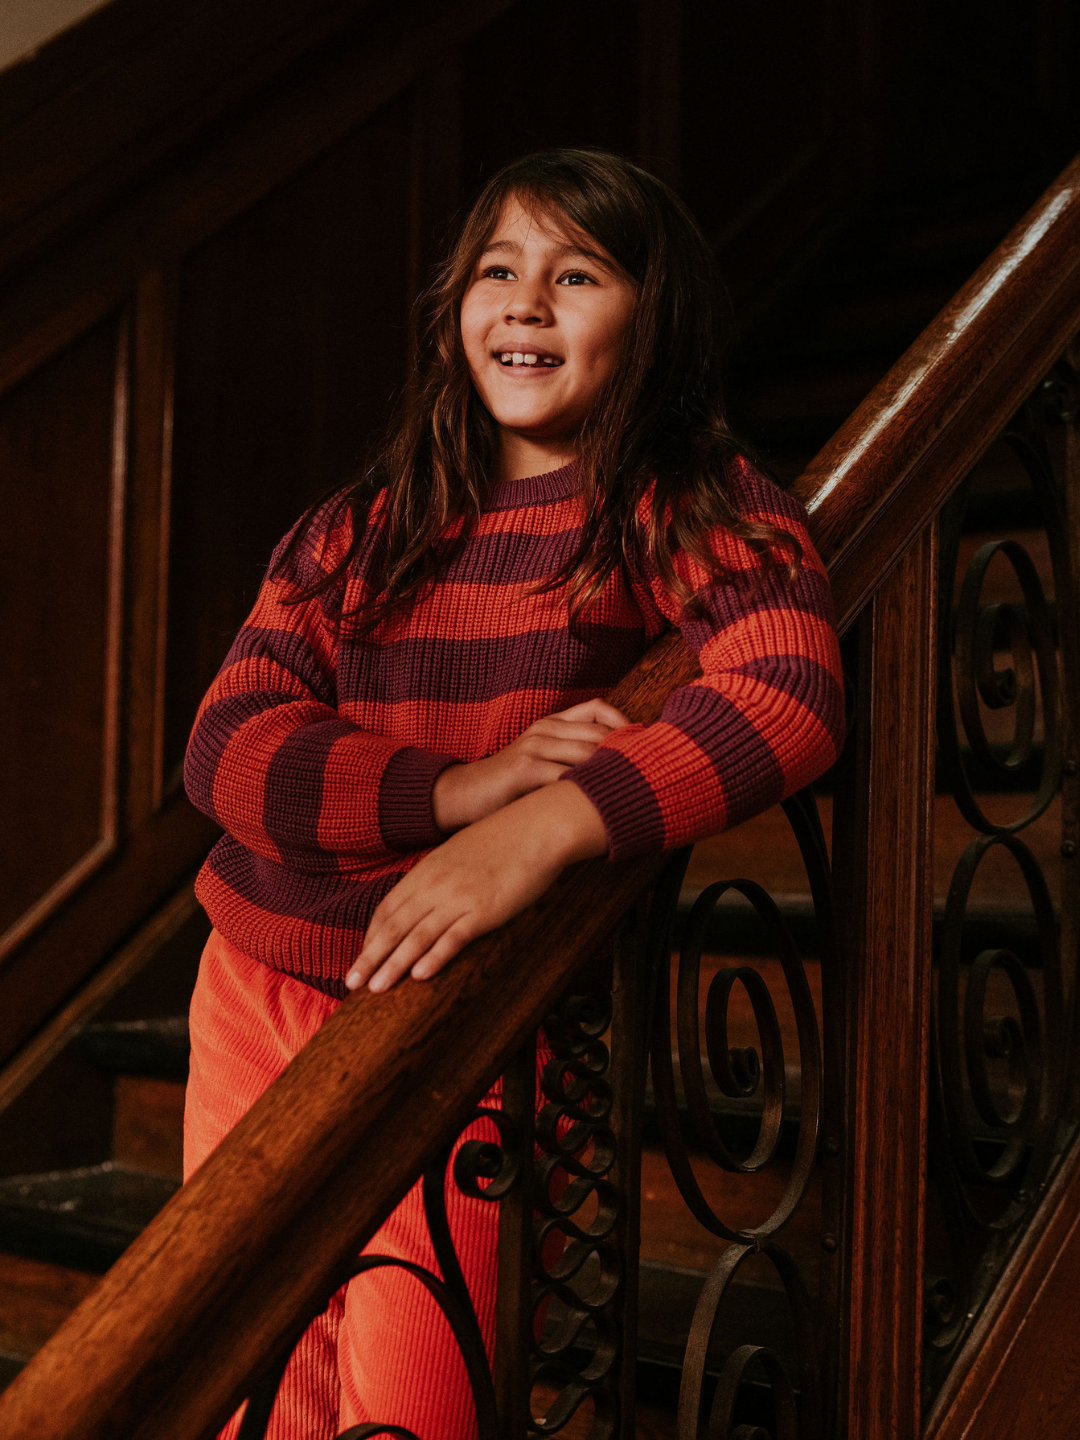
183;929;503;1440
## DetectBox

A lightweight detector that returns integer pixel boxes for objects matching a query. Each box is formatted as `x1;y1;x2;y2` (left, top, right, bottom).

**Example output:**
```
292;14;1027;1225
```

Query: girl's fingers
366;908;466;993
553;699;629;729
346;890;436;988
541;721;620;744
409;918;477;980
529;737;610;767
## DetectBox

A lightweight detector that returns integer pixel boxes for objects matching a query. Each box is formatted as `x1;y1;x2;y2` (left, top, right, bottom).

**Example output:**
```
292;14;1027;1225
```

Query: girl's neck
495;429;577;484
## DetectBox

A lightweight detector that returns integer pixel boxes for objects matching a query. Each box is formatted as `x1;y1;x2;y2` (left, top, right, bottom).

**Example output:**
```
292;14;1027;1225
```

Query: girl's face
460;198;637;469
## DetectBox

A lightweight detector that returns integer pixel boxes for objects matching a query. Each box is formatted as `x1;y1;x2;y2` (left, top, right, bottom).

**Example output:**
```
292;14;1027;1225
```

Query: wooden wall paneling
407;54;464;309
831;525;937;1440
0;312;128;961
635;0;683;189
0;0;396;271
0;885;198;1120
0;805;217;1066
125;268;178;825
0;0;519;400
0;0;522;1068
0;886;206;1182
457;0;641;193
677;0;860;312
164;90;418;775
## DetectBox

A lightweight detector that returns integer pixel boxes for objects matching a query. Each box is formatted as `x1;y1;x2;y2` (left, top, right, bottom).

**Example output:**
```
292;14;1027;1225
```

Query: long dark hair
277;147;799;630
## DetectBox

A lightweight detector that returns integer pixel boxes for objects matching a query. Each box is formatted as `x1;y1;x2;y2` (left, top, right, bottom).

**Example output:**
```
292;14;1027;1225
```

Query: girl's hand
345;781;608;994
431;699;628;832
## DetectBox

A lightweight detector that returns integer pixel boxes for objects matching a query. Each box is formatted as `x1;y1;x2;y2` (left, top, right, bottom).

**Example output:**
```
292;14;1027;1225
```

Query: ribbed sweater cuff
561;740;665;863
378;748;460;852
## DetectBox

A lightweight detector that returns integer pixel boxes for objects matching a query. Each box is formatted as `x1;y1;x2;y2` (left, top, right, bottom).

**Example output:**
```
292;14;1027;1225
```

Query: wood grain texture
834;527;938;1440
925;1137;1080;1440
3;148;1080;1439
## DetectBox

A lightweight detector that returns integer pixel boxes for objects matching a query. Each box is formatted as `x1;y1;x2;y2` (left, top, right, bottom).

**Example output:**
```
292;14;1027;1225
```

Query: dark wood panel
832;527;938;1440
457;0;640;189
0;0;519;397
164;91;416;777
678;0;855;304
857;0;1080;191
0;805;217;1066
0;315;125;952
0;0;390;268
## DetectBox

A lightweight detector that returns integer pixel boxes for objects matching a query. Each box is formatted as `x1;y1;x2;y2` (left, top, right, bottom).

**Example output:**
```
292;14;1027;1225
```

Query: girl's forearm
519;779;609;866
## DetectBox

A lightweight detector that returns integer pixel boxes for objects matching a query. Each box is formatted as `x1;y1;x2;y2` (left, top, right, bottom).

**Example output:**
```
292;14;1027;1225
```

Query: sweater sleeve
183;502;458;875
561;463;845;861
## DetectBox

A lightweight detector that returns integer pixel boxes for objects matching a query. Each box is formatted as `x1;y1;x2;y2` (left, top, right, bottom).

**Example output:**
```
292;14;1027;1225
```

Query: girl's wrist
514;779;608;867
432;760;488;832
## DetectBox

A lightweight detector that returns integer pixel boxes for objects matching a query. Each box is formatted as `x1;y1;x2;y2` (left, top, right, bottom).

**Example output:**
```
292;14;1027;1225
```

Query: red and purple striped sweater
185;458;844;996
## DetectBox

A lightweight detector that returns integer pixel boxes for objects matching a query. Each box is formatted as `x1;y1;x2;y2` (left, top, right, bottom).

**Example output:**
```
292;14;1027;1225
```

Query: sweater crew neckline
483;461;581;511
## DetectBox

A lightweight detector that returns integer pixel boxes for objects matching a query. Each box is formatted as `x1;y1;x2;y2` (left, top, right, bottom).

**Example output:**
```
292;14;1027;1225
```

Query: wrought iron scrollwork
924;353;1080;1396
238;1104;521;1440
637;789;837;1440
529;983;623;1439
651;872;822;1241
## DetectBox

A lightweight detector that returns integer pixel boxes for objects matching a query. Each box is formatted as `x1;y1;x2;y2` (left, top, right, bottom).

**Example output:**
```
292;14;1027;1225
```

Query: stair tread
79;1017;189;1081
0;1163;179;1273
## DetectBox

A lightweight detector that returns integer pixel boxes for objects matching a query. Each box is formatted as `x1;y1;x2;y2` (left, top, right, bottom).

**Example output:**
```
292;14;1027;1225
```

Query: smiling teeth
499;352;561;366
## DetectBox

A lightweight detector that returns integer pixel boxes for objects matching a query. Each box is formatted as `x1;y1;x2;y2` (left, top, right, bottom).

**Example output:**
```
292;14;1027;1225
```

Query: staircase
0;174;1063;1435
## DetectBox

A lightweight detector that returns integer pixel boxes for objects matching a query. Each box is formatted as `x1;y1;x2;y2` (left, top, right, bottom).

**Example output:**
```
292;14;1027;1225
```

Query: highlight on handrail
1;150;1078;1440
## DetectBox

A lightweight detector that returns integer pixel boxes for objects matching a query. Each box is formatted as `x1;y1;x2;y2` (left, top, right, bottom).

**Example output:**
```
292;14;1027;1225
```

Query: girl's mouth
496;351;564;367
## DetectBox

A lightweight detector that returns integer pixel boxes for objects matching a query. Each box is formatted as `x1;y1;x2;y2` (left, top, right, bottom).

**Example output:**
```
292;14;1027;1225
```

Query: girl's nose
504;281;550;325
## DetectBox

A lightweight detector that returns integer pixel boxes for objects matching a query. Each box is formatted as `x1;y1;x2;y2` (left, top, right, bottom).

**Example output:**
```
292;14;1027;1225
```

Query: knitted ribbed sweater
184;458;844;996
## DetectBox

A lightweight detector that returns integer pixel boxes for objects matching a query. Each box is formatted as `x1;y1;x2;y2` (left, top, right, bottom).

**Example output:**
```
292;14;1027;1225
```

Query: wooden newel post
832;523;938;1438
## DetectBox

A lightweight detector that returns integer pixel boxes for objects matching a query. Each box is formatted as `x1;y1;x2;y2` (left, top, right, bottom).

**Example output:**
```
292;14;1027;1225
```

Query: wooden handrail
3;153;1079;1440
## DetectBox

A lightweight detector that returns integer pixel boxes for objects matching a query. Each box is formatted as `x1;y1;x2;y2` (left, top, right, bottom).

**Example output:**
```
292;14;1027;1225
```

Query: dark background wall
1;0;1077;1064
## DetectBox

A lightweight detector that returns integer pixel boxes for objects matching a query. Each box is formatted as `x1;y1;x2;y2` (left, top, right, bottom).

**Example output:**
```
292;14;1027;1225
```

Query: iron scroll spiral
934;832;1062;1209
641;788;835;1439
650;873;823;1244
923;361;1080;1389
238;1106;521;1440
677;1242;823;1440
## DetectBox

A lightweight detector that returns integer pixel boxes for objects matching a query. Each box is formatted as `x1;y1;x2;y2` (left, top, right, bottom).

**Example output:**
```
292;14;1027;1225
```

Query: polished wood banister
2;153;1080;1440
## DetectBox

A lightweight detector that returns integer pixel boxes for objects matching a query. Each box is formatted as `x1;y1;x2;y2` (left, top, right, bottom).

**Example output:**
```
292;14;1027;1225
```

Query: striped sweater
185;458;844;996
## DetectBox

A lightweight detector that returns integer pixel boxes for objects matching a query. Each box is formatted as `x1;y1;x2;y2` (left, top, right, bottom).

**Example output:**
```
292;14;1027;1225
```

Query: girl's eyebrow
479;237;615;270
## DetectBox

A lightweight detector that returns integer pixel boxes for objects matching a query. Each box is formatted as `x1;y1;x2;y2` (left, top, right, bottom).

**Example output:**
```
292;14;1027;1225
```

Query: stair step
0;1164;179;1273
112;1075;185;1179
0;1251;98;1357
78;1018;189;1082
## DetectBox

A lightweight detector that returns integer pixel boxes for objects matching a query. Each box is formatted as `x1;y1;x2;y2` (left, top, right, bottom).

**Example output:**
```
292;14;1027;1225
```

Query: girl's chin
488;405;582;437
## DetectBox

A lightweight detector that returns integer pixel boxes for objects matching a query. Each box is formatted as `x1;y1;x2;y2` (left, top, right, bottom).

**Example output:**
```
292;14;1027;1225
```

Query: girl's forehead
479;195;624;276
484;196;590;251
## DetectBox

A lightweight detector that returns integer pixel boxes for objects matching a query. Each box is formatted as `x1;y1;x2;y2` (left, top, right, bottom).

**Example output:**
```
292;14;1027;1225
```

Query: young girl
183;148;844;1438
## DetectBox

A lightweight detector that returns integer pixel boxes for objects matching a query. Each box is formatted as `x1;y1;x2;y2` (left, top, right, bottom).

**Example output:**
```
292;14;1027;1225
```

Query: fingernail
345;971;360;990
368;974;386;993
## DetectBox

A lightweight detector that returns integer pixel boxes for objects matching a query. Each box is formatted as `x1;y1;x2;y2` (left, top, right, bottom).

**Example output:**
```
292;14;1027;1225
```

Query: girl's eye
557;270;596;286
481;265;515;281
